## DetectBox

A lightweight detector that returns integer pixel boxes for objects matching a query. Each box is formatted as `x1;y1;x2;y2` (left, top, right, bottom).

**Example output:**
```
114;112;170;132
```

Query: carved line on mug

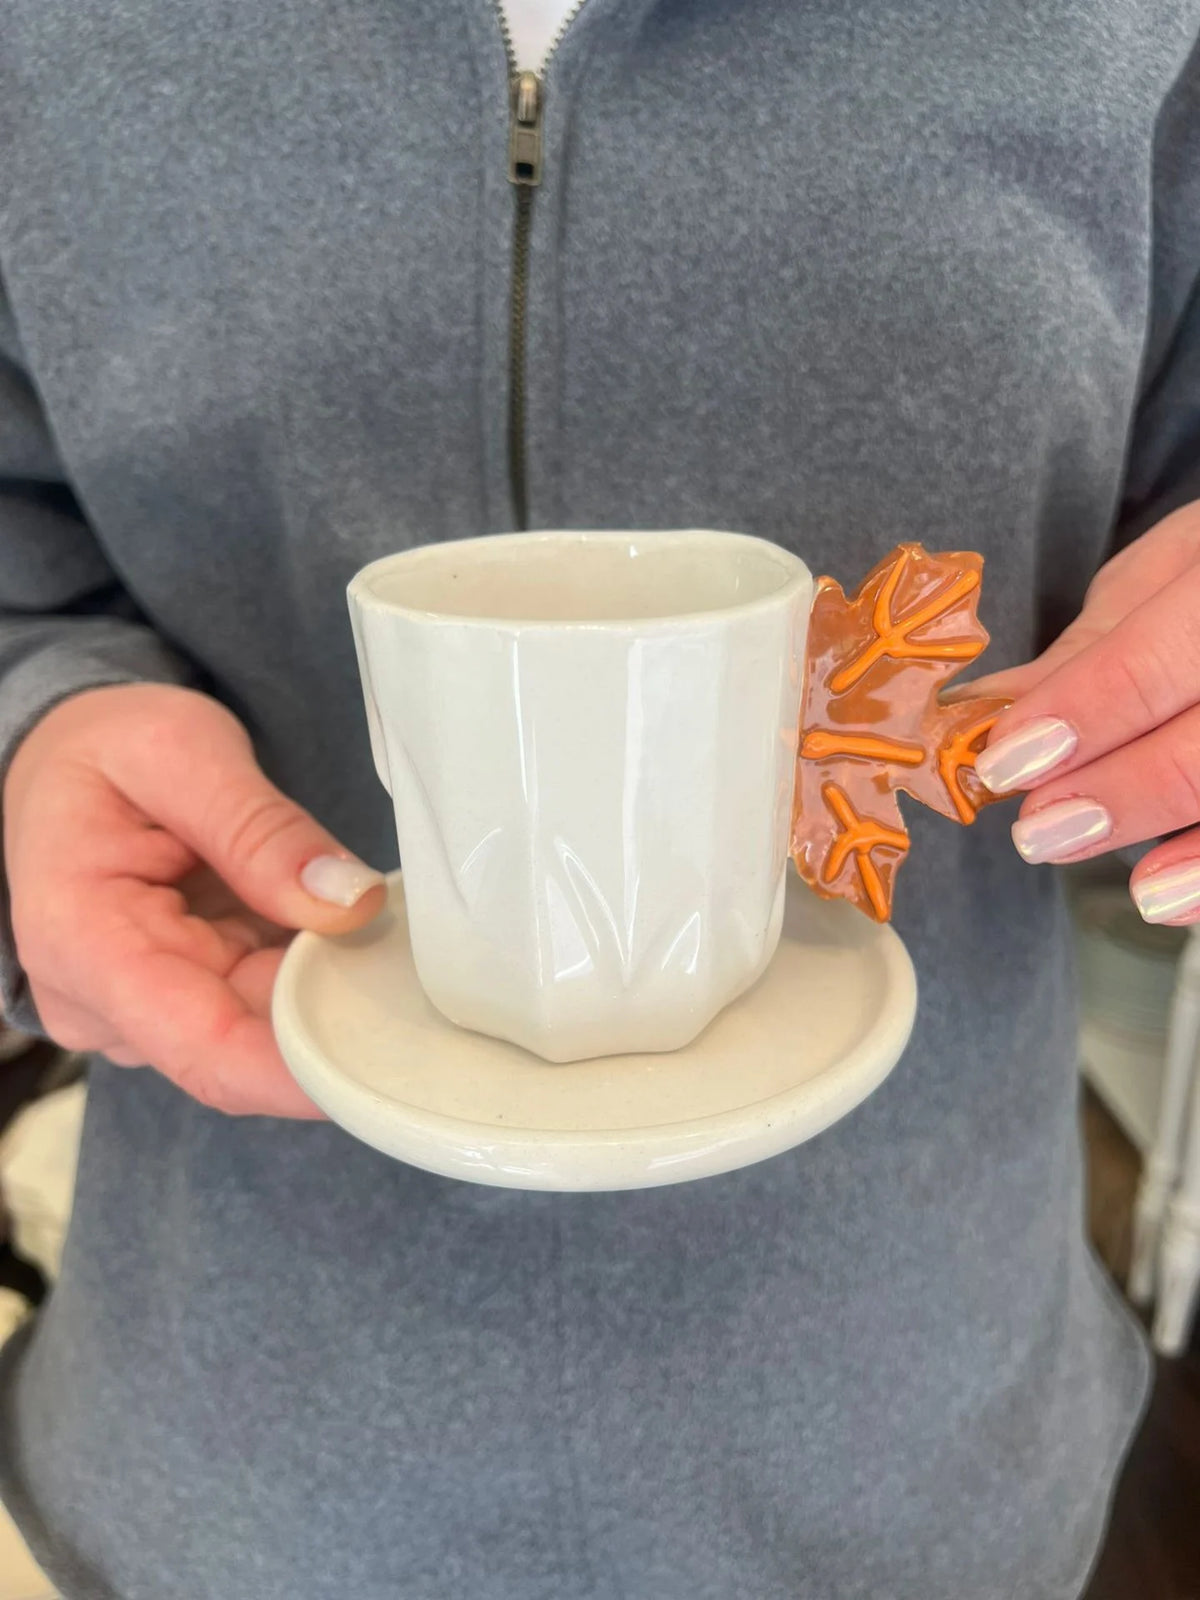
389;739;473;916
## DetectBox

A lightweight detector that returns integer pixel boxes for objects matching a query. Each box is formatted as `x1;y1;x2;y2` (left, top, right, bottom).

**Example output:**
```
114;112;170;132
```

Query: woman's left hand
964;499;1200;926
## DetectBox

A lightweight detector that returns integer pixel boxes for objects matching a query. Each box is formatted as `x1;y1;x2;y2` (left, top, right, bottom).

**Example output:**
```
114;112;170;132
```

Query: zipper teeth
509;185;534;530
538;0;591;77
491;0;518;76
492;0;592;529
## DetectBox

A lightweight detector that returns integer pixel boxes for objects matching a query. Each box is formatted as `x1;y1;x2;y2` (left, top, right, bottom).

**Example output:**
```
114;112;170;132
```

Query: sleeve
0;275;195;1031
1115;31;1200;544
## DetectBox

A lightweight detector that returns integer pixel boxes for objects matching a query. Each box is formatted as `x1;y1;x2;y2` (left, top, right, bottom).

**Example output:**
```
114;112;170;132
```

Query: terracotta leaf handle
791;543;1012;921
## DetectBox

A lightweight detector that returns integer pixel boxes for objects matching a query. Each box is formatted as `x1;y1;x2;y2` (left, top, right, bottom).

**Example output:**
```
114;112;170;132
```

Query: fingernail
1011;799;1112;864
975;716;1077;794
1132;863;1200;925
300;854;385;907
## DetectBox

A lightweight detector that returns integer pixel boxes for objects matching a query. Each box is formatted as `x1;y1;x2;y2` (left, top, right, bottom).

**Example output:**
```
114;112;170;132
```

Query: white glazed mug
348;530;813;1063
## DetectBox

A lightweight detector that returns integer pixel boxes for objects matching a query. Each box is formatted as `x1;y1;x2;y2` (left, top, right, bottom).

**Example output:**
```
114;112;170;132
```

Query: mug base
420;964;772;1066
272;870;917;1192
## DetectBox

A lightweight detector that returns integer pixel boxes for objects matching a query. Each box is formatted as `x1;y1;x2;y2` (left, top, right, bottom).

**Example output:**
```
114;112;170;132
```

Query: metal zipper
494;0;590;528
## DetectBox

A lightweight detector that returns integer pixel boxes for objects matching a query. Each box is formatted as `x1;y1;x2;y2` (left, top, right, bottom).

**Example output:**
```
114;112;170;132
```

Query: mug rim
347;529;812;632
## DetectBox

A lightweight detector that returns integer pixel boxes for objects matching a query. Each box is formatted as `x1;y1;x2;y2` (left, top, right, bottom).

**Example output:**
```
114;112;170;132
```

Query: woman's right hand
2;683;386;1117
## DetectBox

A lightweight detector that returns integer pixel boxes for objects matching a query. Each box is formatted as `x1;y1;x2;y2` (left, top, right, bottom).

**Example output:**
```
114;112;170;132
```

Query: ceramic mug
348;530;812;1063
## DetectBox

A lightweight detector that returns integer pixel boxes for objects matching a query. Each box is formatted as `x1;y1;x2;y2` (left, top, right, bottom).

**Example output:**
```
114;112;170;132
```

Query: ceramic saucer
272;871;917;1192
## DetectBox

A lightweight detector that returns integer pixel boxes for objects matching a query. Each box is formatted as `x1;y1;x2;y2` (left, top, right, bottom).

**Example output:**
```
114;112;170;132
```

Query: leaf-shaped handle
791;543;1012;922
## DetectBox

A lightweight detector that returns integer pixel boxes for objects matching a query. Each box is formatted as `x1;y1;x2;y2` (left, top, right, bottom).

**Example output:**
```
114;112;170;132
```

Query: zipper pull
508;71;544;186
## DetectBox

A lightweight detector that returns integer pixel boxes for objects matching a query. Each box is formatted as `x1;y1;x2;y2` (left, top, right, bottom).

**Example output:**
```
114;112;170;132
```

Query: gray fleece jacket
3;1;1197;1595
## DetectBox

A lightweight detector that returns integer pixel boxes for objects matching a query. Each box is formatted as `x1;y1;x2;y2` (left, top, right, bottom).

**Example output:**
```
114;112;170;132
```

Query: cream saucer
272;871;917;1192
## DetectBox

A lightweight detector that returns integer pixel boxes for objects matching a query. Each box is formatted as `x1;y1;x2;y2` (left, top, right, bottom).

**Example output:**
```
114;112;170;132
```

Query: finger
949;612;1109;705
40;880;321;1119
8;758;198;885
1005;701;1200;868
34;982;144;1066
961;502;1200;704
30;902;317;1114
124;880;282;973
31;982;124;1058
1130;834;1200;926
104;1044;148;1067
114;876;293;975
225;945;288;1015
99;945;323;1119
97;700;386;935
176;864;292;947
974;560;1200;795
209;913;292;952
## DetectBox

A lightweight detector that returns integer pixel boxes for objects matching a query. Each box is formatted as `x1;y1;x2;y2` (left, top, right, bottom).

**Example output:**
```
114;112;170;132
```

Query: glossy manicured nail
1011;799;1112;864
300;855;385;907
1132;863;1200;925
975;717;1077;794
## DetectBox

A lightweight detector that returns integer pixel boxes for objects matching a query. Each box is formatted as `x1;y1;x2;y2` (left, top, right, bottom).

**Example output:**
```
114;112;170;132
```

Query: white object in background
1129;925;1200;1308
273;869;916;1192
349;531;812;1065
1078;1020;1166;1154
1148;926;1200;1355
0;1081;86;1283
1073;885;1185;1151
0;1495;57;1600
0;1086;81;1600
0;1287;30;1352
1155;1189;1200;1356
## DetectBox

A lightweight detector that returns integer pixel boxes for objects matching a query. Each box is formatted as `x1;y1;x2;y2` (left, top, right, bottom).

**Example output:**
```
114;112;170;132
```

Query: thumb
109;698;388;933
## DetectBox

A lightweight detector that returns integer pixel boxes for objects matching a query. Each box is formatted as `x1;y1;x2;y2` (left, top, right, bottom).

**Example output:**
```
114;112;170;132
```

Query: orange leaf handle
828;551;985;694
800;730;925;767
791;543;1012;923
937;713;1003;824
821;783;910;922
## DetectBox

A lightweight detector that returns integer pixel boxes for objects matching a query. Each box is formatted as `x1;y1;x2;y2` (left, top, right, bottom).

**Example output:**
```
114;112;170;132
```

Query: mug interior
351;531;806;625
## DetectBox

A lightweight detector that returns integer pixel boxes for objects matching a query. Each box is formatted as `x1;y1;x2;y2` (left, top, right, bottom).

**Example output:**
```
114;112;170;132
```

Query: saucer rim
273;871;917;1191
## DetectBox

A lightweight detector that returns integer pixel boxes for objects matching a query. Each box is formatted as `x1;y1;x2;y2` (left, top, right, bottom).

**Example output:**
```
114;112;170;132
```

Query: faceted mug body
348;530;811;1063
